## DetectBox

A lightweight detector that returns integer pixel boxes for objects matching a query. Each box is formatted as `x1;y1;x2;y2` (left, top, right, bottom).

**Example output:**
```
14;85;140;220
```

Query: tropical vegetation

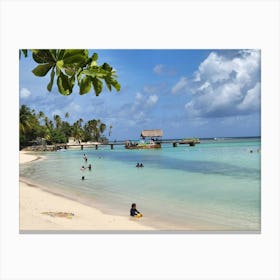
20;49;121;96
20;105;108;149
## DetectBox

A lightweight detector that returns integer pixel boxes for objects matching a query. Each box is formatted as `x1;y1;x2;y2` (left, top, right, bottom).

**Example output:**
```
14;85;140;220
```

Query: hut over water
140;129;163;139
125;129;162;149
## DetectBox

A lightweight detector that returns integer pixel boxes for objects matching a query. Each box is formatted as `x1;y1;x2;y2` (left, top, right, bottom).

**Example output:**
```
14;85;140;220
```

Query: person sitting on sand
82;176;85;180
130;203;142;218
140;163;144;167
80;166;86;171
136;163;140;168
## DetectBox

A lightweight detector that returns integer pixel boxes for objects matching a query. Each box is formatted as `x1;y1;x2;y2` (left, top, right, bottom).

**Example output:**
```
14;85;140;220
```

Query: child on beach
130;203;143;218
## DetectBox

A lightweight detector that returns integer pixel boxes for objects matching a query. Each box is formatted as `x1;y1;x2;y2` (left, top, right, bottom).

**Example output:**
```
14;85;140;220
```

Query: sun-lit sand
20;151;155;231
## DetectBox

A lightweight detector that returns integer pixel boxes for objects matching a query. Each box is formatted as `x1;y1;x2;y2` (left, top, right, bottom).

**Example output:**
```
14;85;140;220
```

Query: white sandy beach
20;151;154;231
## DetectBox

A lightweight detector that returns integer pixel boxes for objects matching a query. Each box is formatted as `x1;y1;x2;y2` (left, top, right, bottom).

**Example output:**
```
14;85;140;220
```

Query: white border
1;0;280;279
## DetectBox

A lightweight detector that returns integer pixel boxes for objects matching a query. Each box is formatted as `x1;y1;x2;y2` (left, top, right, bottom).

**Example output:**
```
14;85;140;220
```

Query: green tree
20;106;109;147
84;119;106;142
72;120;83;142
37;111;45;124
20;105;41;148
53;114;62;129
99;123;106;135
60;121;72;140
20;49;121;96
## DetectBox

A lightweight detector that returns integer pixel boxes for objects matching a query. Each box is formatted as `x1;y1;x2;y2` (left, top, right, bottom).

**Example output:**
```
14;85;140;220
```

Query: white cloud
171;77;188;94
135;92;142;100
143;83;166;94
195;52;232;83
134;92;158;108
20;87;31;99
153;64;164;74
238;82;260;111
147;95;158;106
67;102;81;112
184;50;261;118
153;64;176;76
116;92;159;126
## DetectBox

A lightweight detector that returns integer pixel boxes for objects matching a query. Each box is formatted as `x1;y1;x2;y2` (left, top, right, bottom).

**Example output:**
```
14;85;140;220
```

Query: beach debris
41;212;75;219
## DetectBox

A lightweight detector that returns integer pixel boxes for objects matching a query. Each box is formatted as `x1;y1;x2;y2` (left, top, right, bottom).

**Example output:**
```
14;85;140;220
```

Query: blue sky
19;49;261;140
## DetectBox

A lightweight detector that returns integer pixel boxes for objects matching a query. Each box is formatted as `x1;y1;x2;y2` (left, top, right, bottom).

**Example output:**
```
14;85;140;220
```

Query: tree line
20;105;109;149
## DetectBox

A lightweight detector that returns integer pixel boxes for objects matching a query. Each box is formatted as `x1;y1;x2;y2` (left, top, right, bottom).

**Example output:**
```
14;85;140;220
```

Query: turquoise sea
20;138;261;231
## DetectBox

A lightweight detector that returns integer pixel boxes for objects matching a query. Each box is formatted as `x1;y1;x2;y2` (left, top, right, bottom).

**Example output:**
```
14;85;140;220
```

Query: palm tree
78;118;83;127
99;123;106;135
72;120;83;142
37;111;45;126
84;119;97;141
20;105;34;134
19;105;41;148
38;111;45;119
53;114;62;129
43;116;53;141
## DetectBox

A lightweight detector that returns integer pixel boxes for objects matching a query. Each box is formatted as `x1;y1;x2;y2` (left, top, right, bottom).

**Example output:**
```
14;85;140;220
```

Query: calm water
20;138;261;230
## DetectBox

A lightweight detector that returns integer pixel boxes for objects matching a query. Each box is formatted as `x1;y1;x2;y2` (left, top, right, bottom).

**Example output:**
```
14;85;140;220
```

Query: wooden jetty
54;139;200;151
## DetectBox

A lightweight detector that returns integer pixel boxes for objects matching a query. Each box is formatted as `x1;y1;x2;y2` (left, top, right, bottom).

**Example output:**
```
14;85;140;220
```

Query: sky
19;49;261;140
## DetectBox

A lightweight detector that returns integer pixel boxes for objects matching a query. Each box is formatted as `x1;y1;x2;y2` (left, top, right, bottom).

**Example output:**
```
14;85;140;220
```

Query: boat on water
125;129;163;149
125;140;161;149
179;138;200;145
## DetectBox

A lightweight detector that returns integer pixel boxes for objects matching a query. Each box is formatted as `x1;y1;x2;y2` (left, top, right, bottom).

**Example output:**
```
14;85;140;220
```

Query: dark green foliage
50;130;67;144
19;105;42;149
21;49;121;96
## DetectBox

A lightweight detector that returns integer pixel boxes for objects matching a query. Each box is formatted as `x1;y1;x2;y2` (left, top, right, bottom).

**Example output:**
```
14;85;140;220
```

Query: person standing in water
83;153;88;162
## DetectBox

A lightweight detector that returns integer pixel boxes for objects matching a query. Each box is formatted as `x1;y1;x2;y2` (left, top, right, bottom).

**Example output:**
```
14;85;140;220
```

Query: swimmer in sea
83;153;88;162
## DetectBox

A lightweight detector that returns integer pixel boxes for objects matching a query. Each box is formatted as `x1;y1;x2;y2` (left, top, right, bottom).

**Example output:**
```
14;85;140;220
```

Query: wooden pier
55;139;200;150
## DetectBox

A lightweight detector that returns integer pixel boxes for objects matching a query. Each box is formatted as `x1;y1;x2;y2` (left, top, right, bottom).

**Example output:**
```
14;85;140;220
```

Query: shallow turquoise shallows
20;138;261;231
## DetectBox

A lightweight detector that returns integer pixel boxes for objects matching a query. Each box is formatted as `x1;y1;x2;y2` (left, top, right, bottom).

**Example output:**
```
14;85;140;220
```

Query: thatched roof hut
141;129;163;138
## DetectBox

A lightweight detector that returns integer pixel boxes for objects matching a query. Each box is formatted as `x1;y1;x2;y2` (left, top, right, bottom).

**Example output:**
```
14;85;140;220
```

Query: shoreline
19;151;155;231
